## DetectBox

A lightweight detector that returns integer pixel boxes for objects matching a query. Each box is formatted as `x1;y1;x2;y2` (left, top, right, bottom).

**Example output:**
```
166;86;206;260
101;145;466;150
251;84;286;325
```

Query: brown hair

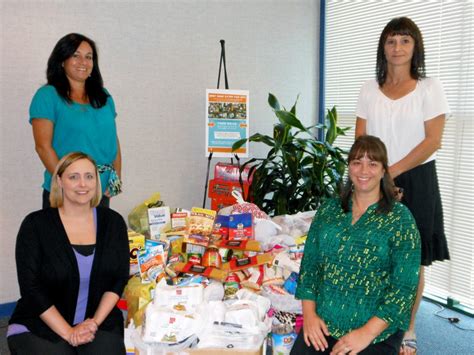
340;135;395;213
376;17;426;86
49;152;102;208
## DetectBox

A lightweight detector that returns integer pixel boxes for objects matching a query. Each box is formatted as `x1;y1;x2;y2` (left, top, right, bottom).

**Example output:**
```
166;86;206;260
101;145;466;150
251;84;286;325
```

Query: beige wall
0;0;319;303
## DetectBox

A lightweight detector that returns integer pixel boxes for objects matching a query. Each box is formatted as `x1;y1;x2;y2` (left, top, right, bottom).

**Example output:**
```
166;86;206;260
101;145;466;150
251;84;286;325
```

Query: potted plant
232;93;348;216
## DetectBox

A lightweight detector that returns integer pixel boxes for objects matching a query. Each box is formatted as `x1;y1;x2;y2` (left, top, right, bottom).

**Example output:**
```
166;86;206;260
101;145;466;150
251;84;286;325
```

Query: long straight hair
46;33;108;108
376;17;426;86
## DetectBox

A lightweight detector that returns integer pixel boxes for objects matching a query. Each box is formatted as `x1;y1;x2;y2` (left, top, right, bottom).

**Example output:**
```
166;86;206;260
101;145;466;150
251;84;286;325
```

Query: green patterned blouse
295;197;420;343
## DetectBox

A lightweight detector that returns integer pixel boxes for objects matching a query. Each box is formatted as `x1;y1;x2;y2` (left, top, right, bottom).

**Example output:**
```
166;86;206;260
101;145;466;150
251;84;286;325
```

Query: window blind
324;0;473;309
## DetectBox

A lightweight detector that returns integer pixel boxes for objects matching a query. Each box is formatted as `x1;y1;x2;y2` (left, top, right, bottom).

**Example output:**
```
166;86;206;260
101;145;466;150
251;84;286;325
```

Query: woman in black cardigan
7;152;129;354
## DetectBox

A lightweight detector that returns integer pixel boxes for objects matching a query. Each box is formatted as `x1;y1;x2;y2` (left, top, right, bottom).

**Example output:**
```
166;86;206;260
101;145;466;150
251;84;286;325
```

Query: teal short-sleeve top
29;85;118;193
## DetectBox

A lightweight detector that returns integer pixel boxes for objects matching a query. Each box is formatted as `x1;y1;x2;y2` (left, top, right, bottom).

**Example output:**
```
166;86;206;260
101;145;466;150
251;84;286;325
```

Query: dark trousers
42;189;110;209
290;330;404;355
8;330;126;355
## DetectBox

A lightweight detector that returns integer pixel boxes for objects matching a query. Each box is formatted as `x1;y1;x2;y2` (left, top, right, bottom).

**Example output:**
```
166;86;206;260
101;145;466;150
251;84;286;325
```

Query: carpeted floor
0;299;473;354
414;300;474;355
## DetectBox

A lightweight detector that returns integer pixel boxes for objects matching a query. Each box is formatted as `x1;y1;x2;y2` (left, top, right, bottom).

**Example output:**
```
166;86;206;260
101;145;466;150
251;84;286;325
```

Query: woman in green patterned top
291;135;420;355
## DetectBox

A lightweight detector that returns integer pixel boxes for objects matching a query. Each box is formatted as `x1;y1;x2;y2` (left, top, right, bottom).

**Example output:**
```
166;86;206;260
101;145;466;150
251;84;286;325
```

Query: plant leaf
268;93;281;111
241;95;347;216
248;133;275;147
232;138;248;151
273;123;288;147
325;106;337;145
275;110;307;131
290;94;300;115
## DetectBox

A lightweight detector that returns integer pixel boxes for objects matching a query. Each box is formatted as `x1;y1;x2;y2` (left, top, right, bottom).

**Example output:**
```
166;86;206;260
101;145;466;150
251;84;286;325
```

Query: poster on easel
205;89;249;158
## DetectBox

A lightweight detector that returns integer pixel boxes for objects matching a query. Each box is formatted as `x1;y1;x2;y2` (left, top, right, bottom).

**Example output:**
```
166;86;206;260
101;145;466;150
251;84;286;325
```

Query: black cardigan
9;207;129;342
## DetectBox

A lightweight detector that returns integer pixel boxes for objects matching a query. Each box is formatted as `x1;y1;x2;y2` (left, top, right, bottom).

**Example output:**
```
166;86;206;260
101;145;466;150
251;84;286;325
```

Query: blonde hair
49;152;102;208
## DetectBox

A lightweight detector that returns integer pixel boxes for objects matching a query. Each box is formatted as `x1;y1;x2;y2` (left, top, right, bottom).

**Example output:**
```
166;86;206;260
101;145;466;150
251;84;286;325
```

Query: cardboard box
184;347;262;355
148;206;171;238
128;231;145;265
135;346;263;355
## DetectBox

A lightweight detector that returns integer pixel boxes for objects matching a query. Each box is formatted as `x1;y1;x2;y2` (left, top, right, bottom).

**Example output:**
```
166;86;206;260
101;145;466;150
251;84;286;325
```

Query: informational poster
206;89;249;157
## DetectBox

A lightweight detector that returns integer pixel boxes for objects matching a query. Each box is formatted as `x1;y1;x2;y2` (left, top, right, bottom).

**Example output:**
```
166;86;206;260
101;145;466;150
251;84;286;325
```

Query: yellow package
128;231;145;275
185;207;216;246
128;192;163;236
123;276;155;326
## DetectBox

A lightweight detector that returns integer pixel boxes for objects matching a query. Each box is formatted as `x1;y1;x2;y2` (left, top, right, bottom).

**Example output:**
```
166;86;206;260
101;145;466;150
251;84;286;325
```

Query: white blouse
356;77;450;166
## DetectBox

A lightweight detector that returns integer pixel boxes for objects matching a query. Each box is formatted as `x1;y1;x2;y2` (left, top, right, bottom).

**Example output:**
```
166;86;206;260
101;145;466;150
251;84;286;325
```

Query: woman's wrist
60;325;74;341
360;317;388;339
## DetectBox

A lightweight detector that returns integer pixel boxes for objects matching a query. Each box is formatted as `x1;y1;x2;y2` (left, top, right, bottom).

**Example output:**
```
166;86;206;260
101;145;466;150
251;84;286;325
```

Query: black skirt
394;160;450;266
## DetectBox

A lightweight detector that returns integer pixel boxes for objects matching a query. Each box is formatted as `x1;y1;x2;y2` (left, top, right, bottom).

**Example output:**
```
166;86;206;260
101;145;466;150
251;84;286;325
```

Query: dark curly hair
340;135;395;214
376;17;426;86
46;33;108;108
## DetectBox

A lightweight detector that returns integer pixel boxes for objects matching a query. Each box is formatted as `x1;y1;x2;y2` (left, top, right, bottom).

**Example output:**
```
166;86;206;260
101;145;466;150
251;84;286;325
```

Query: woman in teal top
291;135;420;355
30;33;122;208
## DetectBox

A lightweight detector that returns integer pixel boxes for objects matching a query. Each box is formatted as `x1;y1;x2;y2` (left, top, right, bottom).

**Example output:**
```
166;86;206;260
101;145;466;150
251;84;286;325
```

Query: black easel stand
202;40;241;208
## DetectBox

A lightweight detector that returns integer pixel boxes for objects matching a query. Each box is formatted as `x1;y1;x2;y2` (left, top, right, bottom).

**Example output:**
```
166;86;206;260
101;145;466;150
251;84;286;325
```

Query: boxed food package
229;213;253;240
148;206;171;239
170;211;188;231
185;207;216;247
128;231;145;275
212;215;230;239
138;240;167;283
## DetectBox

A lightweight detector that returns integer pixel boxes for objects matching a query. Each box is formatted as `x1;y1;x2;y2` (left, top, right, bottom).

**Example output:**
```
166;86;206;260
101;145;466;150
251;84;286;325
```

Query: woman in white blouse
355;17;450;355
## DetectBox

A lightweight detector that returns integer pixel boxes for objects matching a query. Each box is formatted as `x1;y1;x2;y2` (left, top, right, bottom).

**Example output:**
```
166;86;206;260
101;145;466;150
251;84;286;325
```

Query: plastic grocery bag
123;276;155;327
128;192;163;235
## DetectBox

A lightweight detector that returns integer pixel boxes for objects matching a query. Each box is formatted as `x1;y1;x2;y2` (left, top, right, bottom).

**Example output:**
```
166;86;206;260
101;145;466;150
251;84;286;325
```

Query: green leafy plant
232;93;349;216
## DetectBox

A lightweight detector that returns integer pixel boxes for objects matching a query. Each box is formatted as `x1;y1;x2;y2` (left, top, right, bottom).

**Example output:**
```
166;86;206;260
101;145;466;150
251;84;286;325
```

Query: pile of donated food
124;189;314;355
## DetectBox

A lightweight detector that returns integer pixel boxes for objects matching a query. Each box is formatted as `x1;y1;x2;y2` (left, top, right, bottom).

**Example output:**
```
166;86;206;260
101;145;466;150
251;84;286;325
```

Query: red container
214;163;254;184
208;179;250;200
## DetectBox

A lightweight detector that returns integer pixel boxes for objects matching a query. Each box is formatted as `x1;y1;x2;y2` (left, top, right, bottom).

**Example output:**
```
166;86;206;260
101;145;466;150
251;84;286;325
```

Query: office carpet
0;299;473;354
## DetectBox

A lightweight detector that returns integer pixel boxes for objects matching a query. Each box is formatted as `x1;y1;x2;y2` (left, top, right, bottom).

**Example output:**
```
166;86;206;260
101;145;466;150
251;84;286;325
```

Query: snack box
128;231;145;265
171;211;188;230
138;240;166;283
185;207;217;247
187;207;216;236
